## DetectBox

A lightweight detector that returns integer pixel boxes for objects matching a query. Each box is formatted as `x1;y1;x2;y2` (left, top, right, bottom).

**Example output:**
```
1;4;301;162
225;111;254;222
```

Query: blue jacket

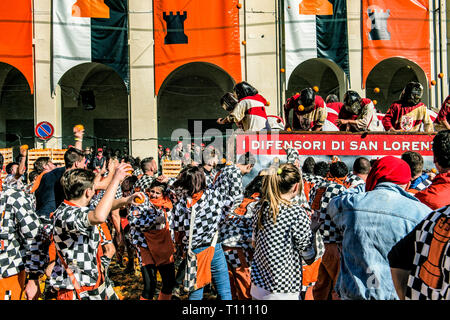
410;172;430;190
328;182;432;300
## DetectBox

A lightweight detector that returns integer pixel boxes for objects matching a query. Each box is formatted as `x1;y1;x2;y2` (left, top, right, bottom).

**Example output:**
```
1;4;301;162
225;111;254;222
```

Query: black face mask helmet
233;81;258;100
343;90;362;115
401;82;423;105
220;92;239;112
297;88;316;114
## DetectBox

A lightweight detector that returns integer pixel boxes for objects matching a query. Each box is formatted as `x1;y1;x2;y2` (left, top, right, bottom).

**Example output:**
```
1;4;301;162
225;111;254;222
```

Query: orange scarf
30;170;50;193
187;191;204;208
150;196;173;211
326;174;349;187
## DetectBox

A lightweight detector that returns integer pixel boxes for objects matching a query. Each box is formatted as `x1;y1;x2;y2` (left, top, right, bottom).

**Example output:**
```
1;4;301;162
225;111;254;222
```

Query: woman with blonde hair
250;163;319;300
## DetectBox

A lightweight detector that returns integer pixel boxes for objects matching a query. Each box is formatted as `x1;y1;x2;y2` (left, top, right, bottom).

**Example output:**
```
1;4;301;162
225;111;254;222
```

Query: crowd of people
0;79;449;301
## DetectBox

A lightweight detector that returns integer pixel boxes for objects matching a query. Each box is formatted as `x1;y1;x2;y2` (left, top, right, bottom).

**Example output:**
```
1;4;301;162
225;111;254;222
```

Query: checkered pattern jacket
89;185;123;211
406;205;450;300
2;175;26;191
204;168;218;188
0;188;43;279
413;179;433;192
172;165;243;250
345;174;366;189
309;181;348;243
128;194;168;233
49;202;102;290
220;195;258;248
133;174;155;193
133;168;144;177
251;201;313;293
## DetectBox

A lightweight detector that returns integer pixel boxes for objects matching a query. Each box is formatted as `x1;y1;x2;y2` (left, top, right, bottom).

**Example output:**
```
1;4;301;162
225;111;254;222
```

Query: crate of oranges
0;148;13;180
162;160;183;178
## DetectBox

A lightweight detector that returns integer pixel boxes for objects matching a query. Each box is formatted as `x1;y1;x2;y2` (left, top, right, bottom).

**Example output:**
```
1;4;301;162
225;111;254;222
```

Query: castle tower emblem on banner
164;11;188;45
368;8;391;40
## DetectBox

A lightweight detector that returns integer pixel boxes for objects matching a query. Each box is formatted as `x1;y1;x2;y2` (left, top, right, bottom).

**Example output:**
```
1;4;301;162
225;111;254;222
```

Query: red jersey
382;101;432;131
285;94;327;130
415;173;450;210
435;95;450;131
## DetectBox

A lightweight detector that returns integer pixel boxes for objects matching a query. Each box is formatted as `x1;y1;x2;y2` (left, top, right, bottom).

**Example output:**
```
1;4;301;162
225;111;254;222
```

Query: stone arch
58;62;129;152
365;57;429;113
287;58;347;101
0;62;33;148
157;62;236;149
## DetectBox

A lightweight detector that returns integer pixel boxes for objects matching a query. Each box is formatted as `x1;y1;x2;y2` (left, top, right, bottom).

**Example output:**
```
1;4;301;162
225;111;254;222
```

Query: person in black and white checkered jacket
133;157;159;194
0;187;43;300
49;164;143;300
220;172;263;300
389;205;450;300
171;154;253;300
251;163;320;300
308;161;350;300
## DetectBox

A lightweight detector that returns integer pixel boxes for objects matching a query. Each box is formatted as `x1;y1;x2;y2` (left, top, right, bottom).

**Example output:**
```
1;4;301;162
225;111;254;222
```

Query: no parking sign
35;121;54;140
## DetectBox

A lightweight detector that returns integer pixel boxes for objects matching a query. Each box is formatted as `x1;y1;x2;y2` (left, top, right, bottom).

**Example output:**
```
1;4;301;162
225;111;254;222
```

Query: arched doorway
0;62;34;148
365;58;429;113
287;58;347;101
59;62;129;153
157;62;236;149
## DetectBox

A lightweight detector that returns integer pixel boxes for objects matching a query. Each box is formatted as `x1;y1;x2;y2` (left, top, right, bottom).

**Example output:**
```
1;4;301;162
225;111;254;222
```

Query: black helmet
343;90;362;114
233;81;258;100
297;88;316;114
220;92;238;112
401;82;423;105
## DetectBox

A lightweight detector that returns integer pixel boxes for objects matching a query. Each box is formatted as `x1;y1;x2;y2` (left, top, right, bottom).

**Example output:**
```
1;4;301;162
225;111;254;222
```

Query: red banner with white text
236;133;435;157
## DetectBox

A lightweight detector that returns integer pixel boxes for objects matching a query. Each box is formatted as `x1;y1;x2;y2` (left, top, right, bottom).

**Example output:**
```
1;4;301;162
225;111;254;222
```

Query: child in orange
128;180;176;300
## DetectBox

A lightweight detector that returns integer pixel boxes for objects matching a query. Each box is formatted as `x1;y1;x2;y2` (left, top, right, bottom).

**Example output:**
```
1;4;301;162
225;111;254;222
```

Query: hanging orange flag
153;0;242;95
362;0;431;87
0;0;33;93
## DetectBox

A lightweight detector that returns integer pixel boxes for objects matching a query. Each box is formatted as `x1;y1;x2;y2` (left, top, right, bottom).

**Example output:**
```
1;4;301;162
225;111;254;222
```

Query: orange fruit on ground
374;87;380;93
237;3;242;9
431;80;437;86
373;100;377;105
313;86;319;92
242;40;246;45
280;68;285;73
298;105;305;112
438;73;444;79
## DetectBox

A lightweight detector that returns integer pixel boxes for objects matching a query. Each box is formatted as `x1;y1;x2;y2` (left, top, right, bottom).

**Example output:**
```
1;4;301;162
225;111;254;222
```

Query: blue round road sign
35;121;55;140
